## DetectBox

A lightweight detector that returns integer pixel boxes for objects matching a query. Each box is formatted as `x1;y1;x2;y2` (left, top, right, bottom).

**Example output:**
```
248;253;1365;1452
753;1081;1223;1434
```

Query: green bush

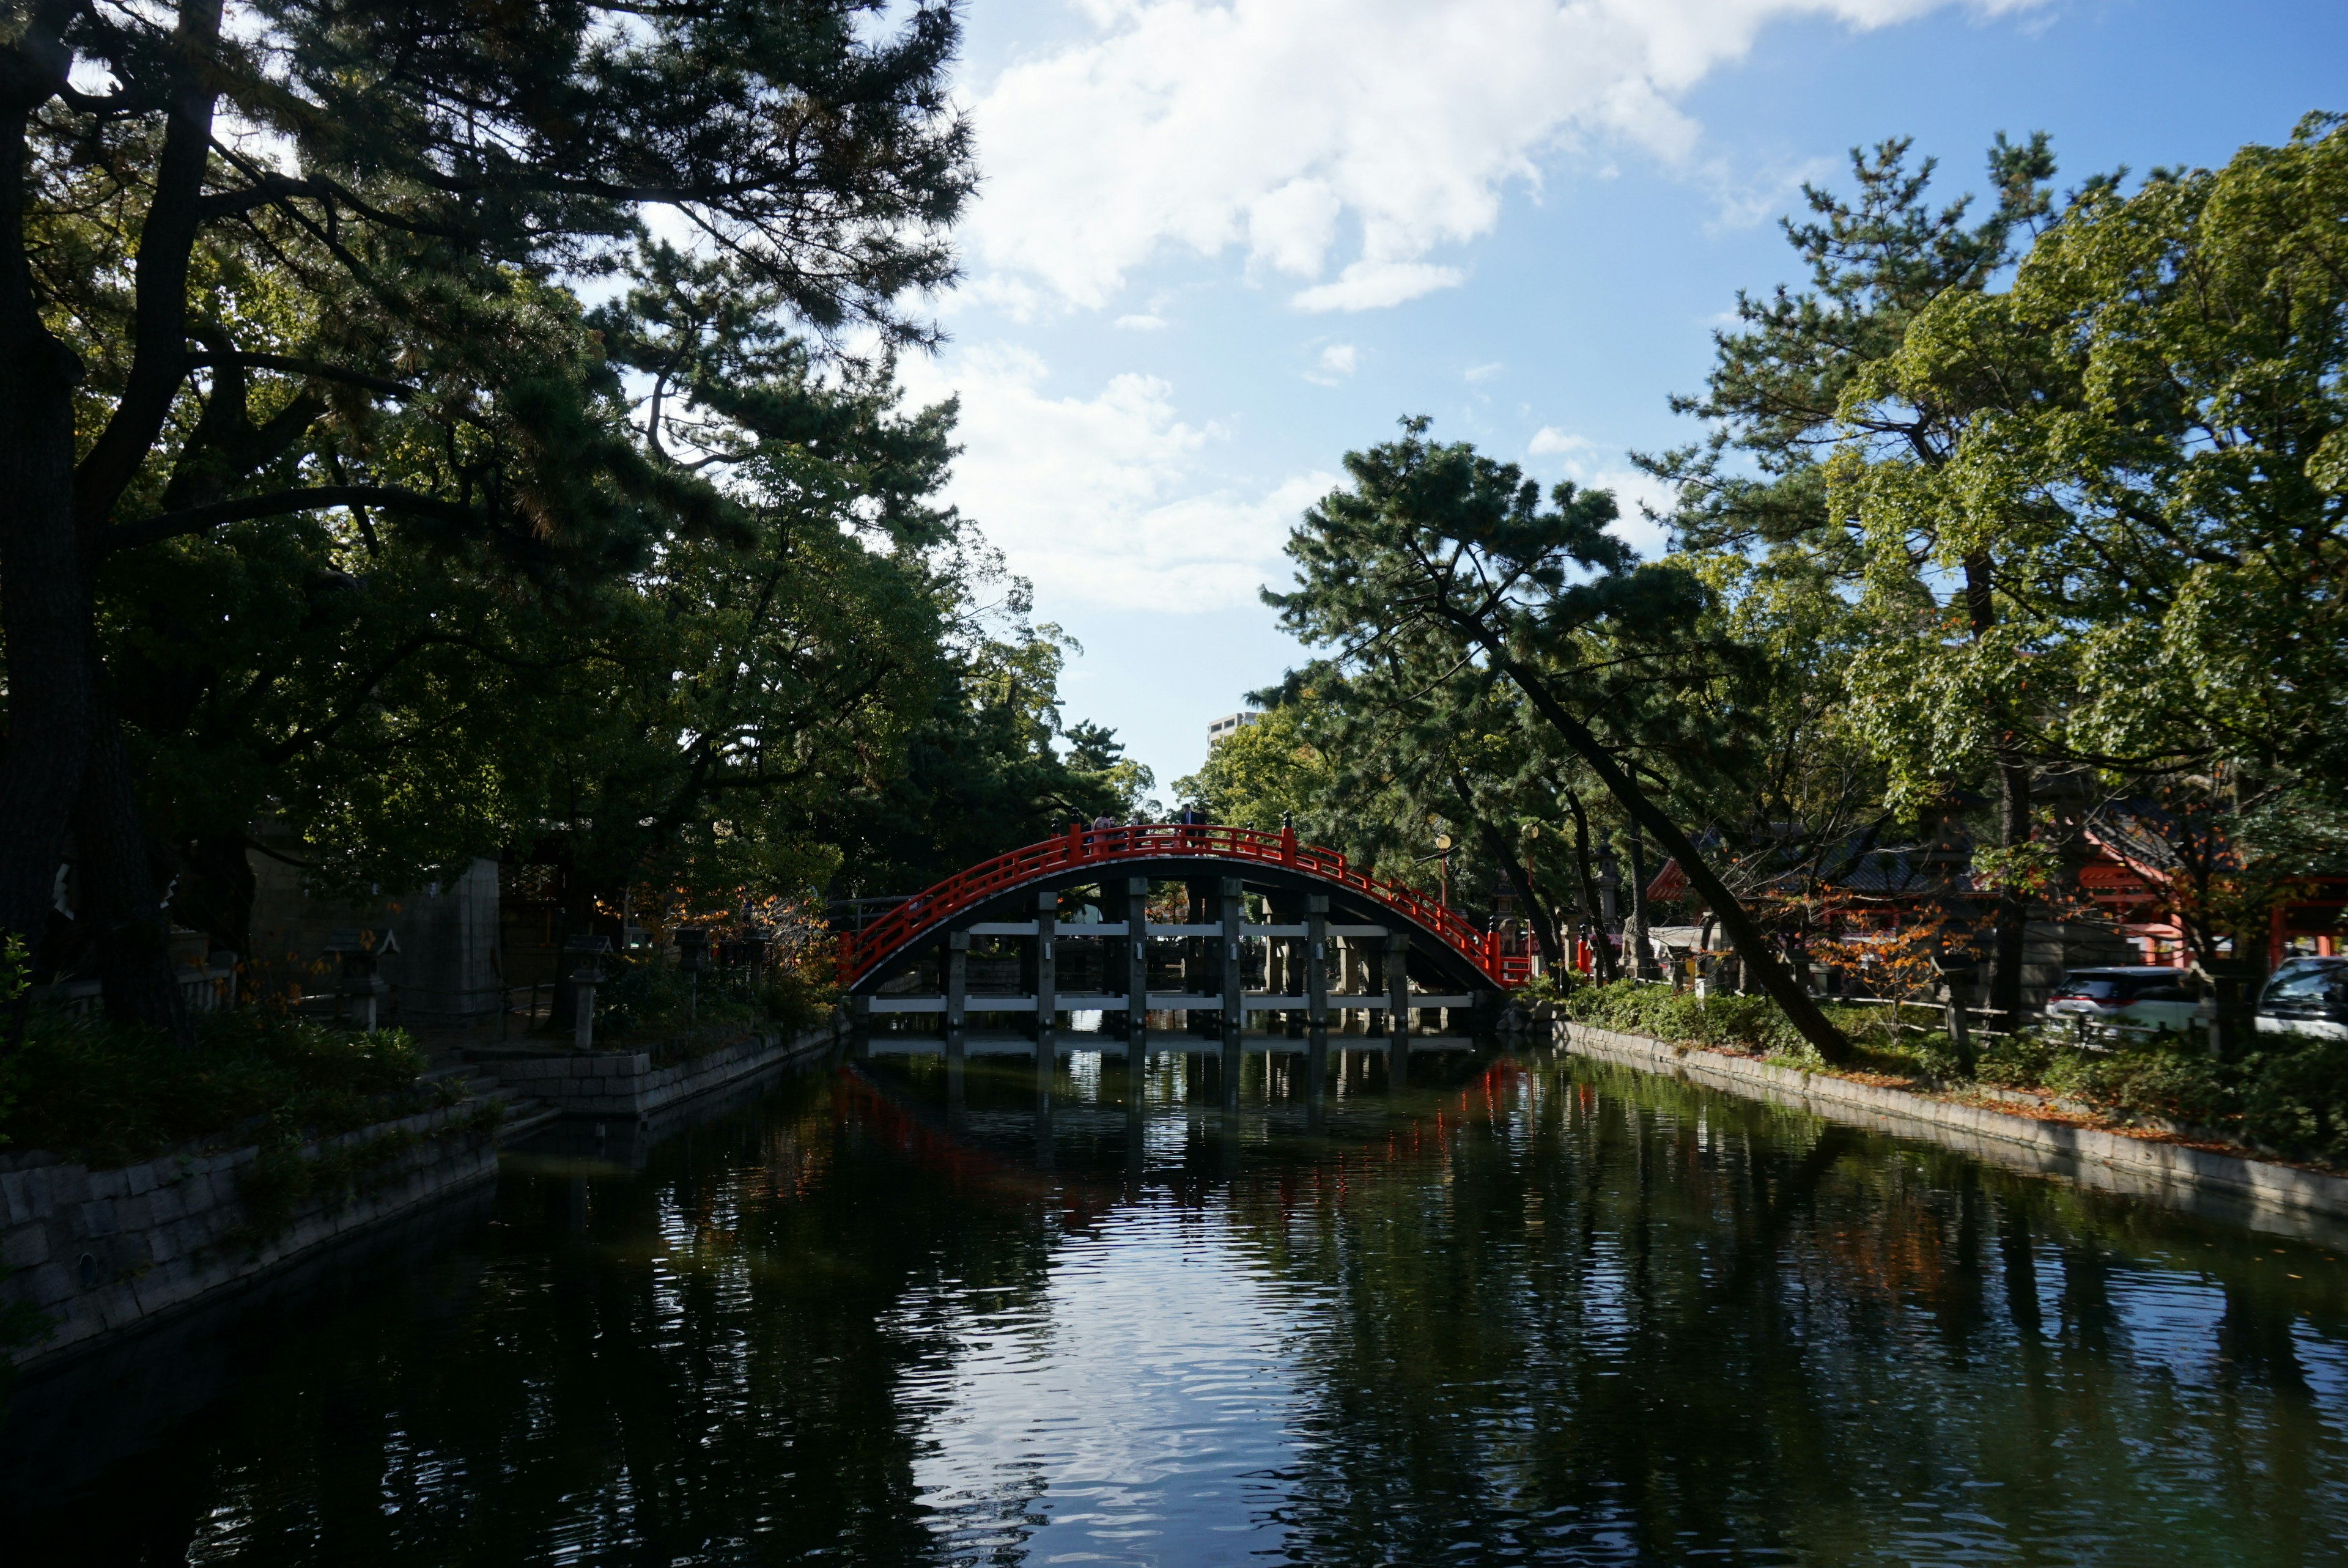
2240;1037;2348;1166
759;965;835;1037
593;957;753;1039
1512;968;1579;1010
2048;1039;2240;1128
1975;1030;2059;1089
1561;981;1806;1056
0;1009;445;1168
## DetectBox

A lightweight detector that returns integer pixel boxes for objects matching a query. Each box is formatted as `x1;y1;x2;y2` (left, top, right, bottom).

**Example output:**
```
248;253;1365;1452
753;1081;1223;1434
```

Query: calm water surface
7;1045;2348;1564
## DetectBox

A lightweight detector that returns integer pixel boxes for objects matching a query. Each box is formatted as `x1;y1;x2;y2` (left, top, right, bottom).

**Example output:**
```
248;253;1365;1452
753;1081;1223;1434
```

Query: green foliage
589;949;836;1051
1512;968;1579;1010
759;966;840;1040
2240;1039;2348;1167
1562;981;1808;1058
0;1012;445;1169
1173;705;1329;831
1974;1029;2059;1090
593;960;760;1041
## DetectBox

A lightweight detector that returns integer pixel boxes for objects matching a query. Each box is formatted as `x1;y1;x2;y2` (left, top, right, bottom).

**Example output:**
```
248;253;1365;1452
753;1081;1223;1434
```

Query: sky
895;0;2347;800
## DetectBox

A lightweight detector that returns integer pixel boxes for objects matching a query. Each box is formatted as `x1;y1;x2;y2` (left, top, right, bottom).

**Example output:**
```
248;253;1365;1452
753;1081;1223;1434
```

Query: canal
5;1044;2347;1564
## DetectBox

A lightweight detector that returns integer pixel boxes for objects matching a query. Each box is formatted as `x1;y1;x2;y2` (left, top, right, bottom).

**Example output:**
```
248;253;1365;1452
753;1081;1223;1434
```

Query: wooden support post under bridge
1031;888;1056;1097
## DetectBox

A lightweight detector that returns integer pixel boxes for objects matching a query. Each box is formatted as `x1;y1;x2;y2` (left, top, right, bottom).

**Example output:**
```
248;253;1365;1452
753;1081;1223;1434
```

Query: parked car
2256;957;2348;1042
2045;966;2203;1039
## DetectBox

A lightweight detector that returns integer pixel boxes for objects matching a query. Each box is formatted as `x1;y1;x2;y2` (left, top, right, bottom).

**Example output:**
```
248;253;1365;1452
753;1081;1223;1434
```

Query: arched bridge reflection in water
835;822;1531;1097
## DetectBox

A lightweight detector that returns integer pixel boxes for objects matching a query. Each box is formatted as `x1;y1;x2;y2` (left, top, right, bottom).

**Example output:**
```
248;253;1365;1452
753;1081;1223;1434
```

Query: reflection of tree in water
19;1055;2348;1564
55;1067;1077;1566
1214;1060;2348;1564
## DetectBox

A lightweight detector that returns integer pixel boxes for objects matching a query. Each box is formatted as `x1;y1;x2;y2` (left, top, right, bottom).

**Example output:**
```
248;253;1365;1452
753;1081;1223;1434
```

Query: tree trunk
1486;646;1849;1061
1964;550;2032;1030
1445;762;1562;968
0;90;95;960
75;710;195;1043
1624;820;1659;979
1480;819;1562;969
1987;756;2032;1028
1562;790;1618;984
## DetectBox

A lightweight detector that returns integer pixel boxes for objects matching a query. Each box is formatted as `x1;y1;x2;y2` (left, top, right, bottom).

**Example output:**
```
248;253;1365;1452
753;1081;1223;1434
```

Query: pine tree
0;0;973;1034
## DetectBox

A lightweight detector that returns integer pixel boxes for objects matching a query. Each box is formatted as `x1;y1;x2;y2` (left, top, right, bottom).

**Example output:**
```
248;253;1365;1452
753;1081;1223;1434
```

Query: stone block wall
466;1022;838;1122
1;1101;500;1372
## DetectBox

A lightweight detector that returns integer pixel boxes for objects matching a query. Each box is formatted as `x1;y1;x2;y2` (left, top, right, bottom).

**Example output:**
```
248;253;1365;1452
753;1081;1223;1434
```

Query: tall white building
1207;712;1261;745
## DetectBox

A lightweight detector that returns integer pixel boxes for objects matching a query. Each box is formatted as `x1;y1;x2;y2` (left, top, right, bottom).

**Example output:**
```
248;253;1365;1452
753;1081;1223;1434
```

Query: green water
6;1045;2347;1565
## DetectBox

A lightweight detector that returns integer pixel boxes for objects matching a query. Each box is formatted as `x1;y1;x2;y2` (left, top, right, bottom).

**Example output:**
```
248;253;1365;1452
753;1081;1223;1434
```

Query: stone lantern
325;929;399;1032
561;934;613;1049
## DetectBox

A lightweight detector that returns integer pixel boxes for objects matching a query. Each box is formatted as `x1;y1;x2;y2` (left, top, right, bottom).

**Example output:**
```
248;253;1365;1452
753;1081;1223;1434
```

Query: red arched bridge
835;821;1530;1042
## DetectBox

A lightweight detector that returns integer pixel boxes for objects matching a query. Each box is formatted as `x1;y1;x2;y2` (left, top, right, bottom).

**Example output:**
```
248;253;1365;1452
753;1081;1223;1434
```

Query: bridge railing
836;822;1500;987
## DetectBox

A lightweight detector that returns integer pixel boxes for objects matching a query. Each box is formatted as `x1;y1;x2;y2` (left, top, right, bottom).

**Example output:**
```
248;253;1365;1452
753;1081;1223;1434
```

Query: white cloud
898;344;1335;613
1115;312;1170;331
1305;342;1360;384
1528;426;1593;455
961;0;2045;314
1584;465;1680;559
1464;361;1505;383
1292;260;1468;313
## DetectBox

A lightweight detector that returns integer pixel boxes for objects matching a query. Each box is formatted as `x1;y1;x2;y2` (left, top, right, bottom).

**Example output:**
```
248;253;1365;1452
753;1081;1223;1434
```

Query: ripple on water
901;1196;1315;1566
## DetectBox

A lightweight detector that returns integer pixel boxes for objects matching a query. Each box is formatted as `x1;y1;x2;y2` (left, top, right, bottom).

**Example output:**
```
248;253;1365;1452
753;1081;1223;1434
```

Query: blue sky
895;0;2346;800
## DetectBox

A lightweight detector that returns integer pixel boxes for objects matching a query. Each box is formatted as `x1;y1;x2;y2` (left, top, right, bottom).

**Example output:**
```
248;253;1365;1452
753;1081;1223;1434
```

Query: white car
2256;958;2348;1042
2045;966;2203;1040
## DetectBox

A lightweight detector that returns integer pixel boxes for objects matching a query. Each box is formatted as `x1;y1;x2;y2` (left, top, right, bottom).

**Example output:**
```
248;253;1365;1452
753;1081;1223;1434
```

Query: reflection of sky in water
901;1196;1323;1566
19;1054;2348;1566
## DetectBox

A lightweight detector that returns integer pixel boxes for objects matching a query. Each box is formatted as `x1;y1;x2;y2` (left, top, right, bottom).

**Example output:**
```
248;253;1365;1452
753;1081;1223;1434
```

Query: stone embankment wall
2;1100;499;1372
1;1017;841;1374
1557;1020;2348;1230
464;1021;840;1122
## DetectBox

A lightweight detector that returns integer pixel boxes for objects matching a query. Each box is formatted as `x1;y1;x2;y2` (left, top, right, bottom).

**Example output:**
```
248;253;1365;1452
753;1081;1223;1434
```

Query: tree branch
185;350;416;400
108;485;476;553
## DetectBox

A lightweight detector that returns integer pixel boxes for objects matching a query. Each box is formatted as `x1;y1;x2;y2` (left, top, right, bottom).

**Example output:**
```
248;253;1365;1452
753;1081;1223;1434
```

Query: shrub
759;965;836;1036
1562;981;1804;1056
592;955;761;1039
1975;1030;2059;1089
2240;1038;2348;1166
0;1010;443;1168
1512;968;1578;1010
2050;1040;2241;1128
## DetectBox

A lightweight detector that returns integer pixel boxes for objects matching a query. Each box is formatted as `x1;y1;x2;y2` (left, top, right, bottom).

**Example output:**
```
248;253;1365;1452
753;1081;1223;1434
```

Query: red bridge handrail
835;822;1505;987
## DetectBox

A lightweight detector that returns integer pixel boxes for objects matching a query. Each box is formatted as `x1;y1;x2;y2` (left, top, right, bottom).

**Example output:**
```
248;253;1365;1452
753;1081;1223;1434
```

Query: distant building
1207;711;1261;745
